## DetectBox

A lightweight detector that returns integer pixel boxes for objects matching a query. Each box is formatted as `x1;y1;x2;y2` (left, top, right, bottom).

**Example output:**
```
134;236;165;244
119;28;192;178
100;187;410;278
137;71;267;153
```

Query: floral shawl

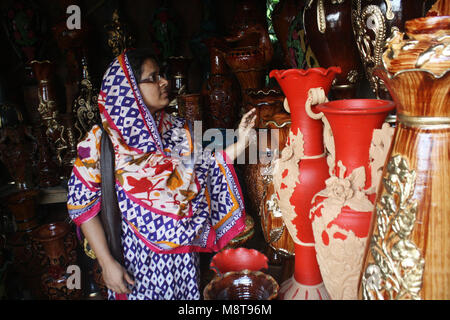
67;52;246;253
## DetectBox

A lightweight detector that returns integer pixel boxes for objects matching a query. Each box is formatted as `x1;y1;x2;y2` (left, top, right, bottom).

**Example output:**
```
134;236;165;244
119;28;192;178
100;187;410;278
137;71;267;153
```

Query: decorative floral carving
362;155;424;300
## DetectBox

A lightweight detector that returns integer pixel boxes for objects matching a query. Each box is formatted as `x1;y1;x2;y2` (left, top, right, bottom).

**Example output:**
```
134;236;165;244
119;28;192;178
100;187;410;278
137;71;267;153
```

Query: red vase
308;99;395;300
269;67;340;300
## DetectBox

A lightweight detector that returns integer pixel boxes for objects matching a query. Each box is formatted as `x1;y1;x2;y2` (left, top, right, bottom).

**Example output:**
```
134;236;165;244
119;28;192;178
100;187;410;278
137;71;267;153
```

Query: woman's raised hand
237;108;257;148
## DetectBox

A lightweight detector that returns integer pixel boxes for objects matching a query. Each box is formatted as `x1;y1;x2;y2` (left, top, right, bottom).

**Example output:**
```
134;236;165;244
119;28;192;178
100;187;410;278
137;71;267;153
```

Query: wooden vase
224;19;274;112
32;222;80;300
351;0;424;99
304;0;362;99
202;38;240;129
359;16;450;300
177;93;203;123
259;112;296;261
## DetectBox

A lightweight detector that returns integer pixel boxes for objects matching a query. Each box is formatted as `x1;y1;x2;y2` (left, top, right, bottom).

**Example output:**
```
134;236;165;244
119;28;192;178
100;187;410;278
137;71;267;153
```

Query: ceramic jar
269;67;340;300
308;96;395;300
304;0;362;99
32;222;80;300
351;0;424;99
177;93;203;123
360;16;450;300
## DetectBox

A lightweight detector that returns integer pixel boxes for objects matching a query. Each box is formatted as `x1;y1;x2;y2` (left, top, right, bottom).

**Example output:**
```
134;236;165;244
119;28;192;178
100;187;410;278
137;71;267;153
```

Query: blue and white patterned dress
67;52;246;300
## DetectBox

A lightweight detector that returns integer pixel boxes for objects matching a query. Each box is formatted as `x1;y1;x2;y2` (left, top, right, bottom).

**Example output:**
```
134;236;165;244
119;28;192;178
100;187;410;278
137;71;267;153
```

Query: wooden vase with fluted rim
306;89;395;300
269;67;340;300
359;16;450;300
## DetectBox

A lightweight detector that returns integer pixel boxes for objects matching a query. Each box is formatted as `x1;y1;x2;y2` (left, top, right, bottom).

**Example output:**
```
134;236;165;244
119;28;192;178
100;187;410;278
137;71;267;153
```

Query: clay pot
32;222;80;300
204;270;279;300
351;0;424;99
177;93;203;122
304;0;362;99
359;16;450;300
210;248;269;275
308;98;395;300
269;67;340;300
202;38;240;129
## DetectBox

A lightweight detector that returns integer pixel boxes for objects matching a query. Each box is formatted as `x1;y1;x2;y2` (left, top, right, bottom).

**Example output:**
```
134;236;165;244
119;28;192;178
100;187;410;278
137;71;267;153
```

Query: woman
67;49;256;300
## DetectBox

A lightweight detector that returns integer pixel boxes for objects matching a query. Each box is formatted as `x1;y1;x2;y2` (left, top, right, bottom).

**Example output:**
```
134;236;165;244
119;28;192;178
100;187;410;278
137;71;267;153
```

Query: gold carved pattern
352;1;389;98
362;155;424;300
73;59;100;141
105;9;136;57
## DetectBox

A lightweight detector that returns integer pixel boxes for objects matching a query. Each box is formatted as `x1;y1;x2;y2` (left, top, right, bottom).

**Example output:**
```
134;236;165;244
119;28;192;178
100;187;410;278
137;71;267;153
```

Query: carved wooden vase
351;0;424;99
5;190;42;278
32;222;80;300
304;0;362;99
242;88;284;219
359;16;450;300
308;95;395;300
269;67;340;300
202;38;240;129
224;22;274;112
259;113;296;266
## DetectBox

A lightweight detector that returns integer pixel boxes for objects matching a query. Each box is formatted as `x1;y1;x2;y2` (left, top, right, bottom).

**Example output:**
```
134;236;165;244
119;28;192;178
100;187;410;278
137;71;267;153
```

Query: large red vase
309;99;395;300
269;67;340;300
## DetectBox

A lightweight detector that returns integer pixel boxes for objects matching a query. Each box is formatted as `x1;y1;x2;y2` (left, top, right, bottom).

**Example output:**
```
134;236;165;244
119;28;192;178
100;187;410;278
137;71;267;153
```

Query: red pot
269;67;340;300
210;247;268;275
309;99;395;299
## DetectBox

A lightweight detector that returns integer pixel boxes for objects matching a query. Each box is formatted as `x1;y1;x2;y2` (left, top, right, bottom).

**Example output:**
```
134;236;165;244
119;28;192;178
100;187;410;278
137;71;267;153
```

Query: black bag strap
100;127;124;265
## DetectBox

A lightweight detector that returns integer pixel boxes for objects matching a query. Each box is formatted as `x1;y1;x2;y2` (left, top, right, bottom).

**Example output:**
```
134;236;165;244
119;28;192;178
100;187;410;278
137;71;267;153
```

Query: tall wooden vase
304;0;362;99
307;94;395;300
359;16;450;300
269;67;340;300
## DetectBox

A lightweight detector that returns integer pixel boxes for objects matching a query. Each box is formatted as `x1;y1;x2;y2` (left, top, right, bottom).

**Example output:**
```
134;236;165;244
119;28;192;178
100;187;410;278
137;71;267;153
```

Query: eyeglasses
139;73;167;84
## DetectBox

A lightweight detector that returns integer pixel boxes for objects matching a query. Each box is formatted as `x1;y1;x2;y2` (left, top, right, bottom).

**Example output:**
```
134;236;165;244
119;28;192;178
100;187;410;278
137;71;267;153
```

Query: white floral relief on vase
310;162;374;300
309;120;394;300
272;127;305;245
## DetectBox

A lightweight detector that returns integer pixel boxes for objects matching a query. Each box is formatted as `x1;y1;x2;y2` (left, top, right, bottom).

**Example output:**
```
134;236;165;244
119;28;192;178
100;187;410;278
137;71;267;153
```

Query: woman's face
138;58;169;115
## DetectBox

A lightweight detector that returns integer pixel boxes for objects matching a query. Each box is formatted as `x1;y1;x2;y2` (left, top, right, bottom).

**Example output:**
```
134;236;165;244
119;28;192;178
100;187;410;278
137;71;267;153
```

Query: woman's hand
224;108;257;162
237;108;257;148
100;257;135;294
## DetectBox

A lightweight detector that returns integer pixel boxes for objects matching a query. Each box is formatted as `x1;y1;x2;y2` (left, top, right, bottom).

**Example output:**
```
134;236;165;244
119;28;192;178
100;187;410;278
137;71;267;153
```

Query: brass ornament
73;57;100;141
83;238;97;260
361;155;424;300
352;1;390;98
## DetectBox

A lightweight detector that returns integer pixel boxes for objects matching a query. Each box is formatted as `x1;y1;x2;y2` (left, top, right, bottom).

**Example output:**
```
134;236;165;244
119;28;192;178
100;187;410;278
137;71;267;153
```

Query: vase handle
304;87;328;120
